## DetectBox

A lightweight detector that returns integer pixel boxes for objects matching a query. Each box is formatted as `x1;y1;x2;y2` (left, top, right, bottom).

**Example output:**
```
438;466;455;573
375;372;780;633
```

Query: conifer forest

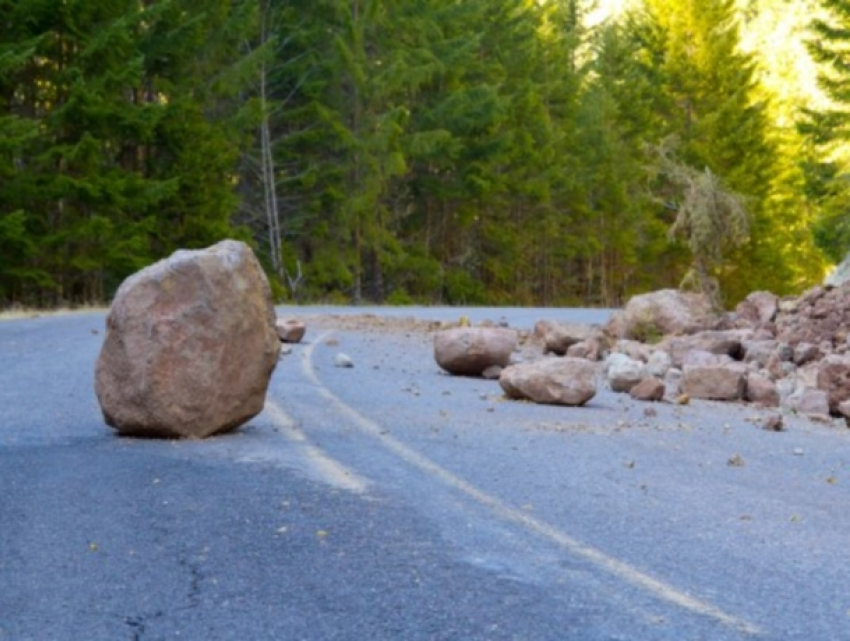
2;0;849;308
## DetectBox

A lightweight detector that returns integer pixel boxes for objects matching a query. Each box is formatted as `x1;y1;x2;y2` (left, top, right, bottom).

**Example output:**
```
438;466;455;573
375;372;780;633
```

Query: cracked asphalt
2;307;850;640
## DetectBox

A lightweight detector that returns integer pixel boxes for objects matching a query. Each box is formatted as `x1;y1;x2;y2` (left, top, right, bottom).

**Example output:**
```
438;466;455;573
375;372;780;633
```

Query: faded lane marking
263;399;370;494
302;331;762;636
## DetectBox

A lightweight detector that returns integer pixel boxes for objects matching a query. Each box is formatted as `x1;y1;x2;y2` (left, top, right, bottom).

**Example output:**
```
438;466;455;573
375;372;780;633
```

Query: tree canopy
0;0;838;308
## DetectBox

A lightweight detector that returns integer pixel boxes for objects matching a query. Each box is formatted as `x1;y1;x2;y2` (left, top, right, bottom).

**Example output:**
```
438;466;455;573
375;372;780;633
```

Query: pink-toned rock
500;358;597;406
275;317;306;343
745;373;779;407
613;339;653;363
630;378;665;402
680;351;747;401
434;327;517;376
605;289;721;340
566;339;603;361
786;387;830;420
482;365;504;380
661;330;749;368
816;354;850;414
742;340;777;368
542;322;598;355
735;291;778;326
793;342;821;366
95;240;281;438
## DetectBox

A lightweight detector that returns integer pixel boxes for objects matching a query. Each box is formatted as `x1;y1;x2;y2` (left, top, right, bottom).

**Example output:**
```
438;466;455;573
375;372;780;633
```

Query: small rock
275;318;307;343
606;353;647;393
676;393;690;405
727;454;745;467
279;344;293;357
630;378;665;402
762;414;784;432
793;447;804;456
334;353;354;368
482;365;503;380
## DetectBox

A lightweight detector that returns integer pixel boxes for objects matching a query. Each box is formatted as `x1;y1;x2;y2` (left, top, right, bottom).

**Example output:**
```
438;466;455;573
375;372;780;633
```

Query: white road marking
300;331;763;636
263;399;370;494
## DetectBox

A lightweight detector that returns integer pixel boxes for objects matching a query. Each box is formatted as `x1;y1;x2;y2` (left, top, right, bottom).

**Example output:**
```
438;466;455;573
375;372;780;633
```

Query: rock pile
433;284;850;424
598;285;850;421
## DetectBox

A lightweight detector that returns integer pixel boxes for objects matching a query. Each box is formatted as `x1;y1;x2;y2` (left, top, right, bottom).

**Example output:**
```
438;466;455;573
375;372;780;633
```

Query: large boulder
680;351;748;401
605;289;721;340
500;358;597;406
95;240;281;438
434;327;517;376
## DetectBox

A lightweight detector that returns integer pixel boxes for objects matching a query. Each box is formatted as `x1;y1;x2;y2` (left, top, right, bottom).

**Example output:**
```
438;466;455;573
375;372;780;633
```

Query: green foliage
0;0;835;307
800;0;850;262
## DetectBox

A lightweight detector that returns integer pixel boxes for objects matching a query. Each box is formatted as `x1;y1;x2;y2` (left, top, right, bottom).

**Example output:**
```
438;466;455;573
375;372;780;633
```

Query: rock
734;291;779;326
542;321;598;355
745;372;779;407
786;387;830;420
660;330;747;369
605;353;647;393
775;282;850;348
680;351;747;401
94;240;280;439
275;318;306;343
793;342;821;366
499;358;597;406
334;353;354;368
566;333;607;361
663;368;683;402
630;378;665;402
816;354;850;414
742;340;777;368
762;414;785;432
482;365;503;380
605;289;721;340
613;339;653;362
837;399;850;419
646;349;672;378
434;327;518;377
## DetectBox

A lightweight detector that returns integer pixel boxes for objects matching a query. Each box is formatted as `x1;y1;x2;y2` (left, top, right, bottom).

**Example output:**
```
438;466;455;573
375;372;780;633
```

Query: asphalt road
2;306;850;641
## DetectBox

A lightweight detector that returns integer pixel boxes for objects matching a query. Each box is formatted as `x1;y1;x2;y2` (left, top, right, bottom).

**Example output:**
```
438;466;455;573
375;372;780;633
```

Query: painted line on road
263;399;370;494
302;331;762;636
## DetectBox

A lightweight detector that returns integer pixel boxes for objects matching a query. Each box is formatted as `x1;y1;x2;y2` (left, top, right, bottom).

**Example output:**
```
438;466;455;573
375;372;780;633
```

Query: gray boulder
606;352;647;393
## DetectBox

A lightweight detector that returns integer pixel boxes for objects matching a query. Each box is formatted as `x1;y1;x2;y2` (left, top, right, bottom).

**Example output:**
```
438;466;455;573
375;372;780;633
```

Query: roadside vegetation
1;0;848;309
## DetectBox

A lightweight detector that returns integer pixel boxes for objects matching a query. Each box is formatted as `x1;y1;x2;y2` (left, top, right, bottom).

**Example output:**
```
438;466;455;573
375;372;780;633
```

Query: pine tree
628;0;792;303
800;0;850;261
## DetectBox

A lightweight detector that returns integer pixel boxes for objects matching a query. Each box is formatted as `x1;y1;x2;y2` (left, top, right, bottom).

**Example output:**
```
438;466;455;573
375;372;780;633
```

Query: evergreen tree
801;0;850;261
628;0;792;303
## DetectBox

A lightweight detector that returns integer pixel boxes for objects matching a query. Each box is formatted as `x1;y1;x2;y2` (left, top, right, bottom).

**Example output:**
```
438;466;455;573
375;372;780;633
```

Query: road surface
1;307;849;640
